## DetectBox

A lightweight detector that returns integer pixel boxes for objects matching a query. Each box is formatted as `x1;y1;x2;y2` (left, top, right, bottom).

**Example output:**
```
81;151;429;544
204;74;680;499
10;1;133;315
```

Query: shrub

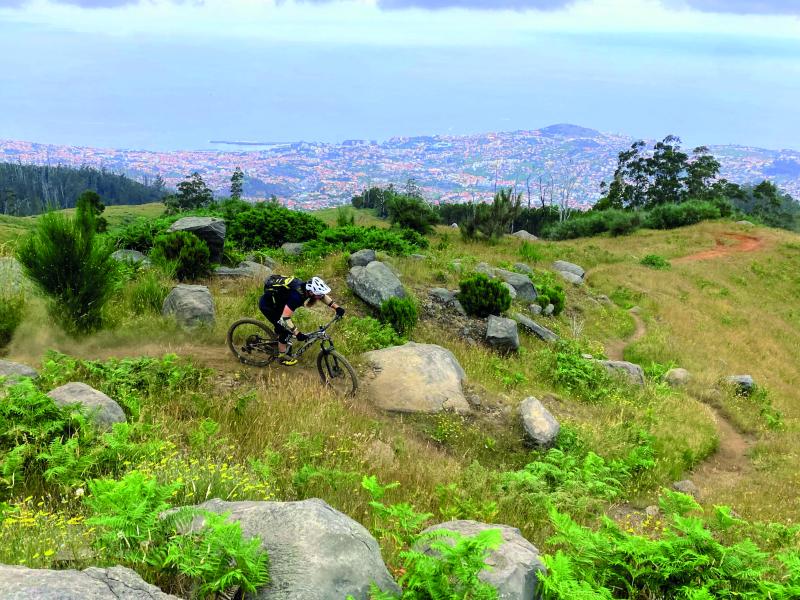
336;206;356;227
606;211;641;236
339;316;405;354
126;270;171;315
640;254;671;270
107;216;177;253
380;297;418;336
535;281;566;316
547;209;637;240
0;290;24;348
519;241;543;262
386;195;439;234
17;207;117;335
226;204;327;250
644;200;721;230
151;231;211;281
301;225;424;259
457;273;511;318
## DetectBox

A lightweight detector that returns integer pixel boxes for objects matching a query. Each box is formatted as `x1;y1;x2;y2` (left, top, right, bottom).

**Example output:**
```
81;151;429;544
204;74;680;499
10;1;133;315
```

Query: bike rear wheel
227;319;279;367
316;349;359;397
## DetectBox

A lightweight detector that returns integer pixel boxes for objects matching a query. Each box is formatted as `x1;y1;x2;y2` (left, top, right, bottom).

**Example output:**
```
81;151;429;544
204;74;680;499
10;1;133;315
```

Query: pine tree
230;167;244;200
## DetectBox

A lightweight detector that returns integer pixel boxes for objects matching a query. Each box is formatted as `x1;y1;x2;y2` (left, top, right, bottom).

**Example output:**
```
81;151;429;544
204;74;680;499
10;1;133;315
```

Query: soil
605;309;646;361
674;233;764;263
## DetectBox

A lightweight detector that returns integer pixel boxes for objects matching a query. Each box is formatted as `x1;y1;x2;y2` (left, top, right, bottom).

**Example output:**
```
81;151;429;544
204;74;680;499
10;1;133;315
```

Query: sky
0;0;799;151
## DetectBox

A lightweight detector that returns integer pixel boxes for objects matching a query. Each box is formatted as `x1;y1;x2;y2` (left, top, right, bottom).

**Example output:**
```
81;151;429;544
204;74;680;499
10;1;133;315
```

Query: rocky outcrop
596;360;645;386
486;315;519;352
187;498;399;600
0;359;38;385
349;249;377;267
362;342;470;413
664;368;690;387
510;313;559;343
420;521;546;600
519;397;560;447
553;260;585;285
512;230;538;241
347;261;406;309
494;269;537;302
215;261;272;279
723;375;755;395
162;285;215;329
48;382;126;430
281;242;305;256
0;564;181;599
168;217;226;263
429;288;466;316
111;249;151;266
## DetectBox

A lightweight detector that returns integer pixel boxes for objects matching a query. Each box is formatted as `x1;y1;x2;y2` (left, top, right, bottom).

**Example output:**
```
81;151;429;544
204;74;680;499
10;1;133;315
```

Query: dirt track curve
674;232;764;263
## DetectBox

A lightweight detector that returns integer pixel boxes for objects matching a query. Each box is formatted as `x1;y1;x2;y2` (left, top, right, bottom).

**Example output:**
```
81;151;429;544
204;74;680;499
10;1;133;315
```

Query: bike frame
283;315;341;359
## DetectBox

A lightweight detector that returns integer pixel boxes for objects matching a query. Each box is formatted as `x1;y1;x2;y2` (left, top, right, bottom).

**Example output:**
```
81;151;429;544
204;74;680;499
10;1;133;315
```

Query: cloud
0;0;140;6
374;0;578;9
669;0;800;15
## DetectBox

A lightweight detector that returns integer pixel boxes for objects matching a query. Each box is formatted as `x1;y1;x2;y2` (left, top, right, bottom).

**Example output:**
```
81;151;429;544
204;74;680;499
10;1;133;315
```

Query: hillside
1;204;798;598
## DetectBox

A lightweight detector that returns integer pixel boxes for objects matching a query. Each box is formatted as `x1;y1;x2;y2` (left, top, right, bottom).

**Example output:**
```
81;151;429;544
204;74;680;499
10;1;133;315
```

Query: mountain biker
259;275;346;366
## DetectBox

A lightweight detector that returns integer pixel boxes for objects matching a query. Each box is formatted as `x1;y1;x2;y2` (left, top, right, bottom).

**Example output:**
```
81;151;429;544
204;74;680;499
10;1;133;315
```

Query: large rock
519;397;560;447
0;257;28;293
513;262;533;275
111;249;151;267
486;315;520;352
724;375;755;395
281;242;305;256
664;368;691;387
188;498;399;600
512;230;538;241
168;216;226;263
421;521;546;600
215;261;272;279
475;262;495;277
557;270;584;285
597;360;645;386
510;313;559;343
162;284;215;329
474;266;537;302
349;249;377;267
429;288;466;316
47;382;126;430
501;281;518;301
0;564;181;600
347;261;406;309
362;342;470;413
0;359;38;385
552;260;585;279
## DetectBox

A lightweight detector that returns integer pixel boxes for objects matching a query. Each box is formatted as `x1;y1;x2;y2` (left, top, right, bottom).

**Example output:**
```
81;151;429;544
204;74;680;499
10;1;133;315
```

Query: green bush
339;316;405;354
302;225;425;259
17;206;118;335
107;216;178;253
386;195;439;234
0;290;24;348
548;209;641;240
532;272;566;316
336;206;356;227
640;254;671;270
151;231;211;282
226;203;327;250
457;273;511;318
644;200;721;230
380;297;418;336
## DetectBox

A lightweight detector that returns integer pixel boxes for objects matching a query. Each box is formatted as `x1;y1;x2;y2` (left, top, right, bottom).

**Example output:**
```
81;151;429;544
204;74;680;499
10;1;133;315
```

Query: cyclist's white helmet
306;276;331;296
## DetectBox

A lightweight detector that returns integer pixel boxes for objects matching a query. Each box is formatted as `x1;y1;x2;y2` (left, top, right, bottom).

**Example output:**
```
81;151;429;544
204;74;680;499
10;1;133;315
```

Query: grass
1;204;799;593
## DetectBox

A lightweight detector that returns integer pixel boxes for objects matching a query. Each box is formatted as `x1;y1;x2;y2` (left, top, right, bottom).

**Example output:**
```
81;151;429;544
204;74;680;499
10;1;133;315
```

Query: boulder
420;521;546;600
543;303;555;316
347;261;406;309
0;564;181;600
349;249;377;267
429;288;466;316
596;360;645;386
111;249;150;266
362;342;470;413
451;222;459;228
519;397;560;447
486;315;519;352
47;382;126;430
475;262;495;277
552;260;585;279
168;216;226;263
672;479;700;500
162;284;215;329
495;269;537;302
0;359;38;385
0;257;28;293
723;375;755;395
215;261;272;279
188;498;399;600
246;254;278;270
513;262;533;275
365;439;396;469
664;368;691;387
529;304;543;316
501;281;517;301
557;270;584;285
510;313;559;343
281;242;305;256
410;253;426;260
512;230;539;241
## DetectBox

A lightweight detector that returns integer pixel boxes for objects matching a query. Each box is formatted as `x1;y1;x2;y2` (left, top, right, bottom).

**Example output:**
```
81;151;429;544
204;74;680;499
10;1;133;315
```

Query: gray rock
48;382;126;430
410;253;427;260
421;521;546;600
347;261;406;309
281;242;305;256
543;303;555;316
0;564;181;600
552;260;585;279
664;368;691;387
513;262;533;275
501;281;517;301
724;375;755;395
486;315;520;352
362;342;470;413
0;257;28;293
597;360;645;386
349;249;377;267
672;479;700;500
529;304;543;316
512;230;539;241
0;359;38;385
168;216;226;263
519;397;560;447
111;249;151;266
365;439;396;469
162;284;215;329
557;270;584;285
215;261;272;279
596;294;612;305
450;260;463;272
188;498;399;600
495;269;537;302
246;255;278;270
510;313;559;343
429;288;467;316
736;220;755;226
451;222;459;228
475;262;495;277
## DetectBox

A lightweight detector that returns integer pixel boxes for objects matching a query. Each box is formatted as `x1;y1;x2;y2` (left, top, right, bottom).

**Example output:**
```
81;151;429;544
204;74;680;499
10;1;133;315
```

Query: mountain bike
226;315;358;396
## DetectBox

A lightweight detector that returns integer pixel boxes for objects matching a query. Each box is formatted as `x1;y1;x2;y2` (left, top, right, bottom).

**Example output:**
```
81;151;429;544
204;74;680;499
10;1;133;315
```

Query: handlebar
299;314;342;341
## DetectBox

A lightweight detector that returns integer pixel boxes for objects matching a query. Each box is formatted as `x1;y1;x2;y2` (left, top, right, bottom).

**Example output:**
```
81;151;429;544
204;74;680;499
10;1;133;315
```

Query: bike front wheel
316;349;359;397
227;319;279;367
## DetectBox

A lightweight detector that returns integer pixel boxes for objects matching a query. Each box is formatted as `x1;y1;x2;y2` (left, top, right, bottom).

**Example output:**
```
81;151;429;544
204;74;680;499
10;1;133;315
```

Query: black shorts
258;294;291;343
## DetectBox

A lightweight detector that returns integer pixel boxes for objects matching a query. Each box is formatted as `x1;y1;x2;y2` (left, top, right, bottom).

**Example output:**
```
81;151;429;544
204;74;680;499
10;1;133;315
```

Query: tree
729;180;799;230
165;172;214;213
230;167;244;200
646;135;688;206
685;146;721;200
75;190;108;233
460;187;522;242
385;194;439;234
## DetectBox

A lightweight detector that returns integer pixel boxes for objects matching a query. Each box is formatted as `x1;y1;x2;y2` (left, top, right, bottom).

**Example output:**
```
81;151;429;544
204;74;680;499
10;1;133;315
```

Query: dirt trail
674;232;764;263
606;309;646;361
